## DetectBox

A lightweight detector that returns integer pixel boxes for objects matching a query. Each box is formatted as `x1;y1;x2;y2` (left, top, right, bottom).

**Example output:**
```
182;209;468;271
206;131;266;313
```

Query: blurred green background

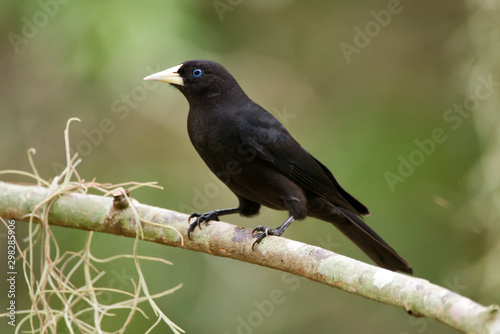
1;0;499;333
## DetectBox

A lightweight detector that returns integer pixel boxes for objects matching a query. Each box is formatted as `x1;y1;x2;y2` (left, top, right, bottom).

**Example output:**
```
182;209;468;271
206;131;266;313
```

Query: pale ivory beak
144;64;184;86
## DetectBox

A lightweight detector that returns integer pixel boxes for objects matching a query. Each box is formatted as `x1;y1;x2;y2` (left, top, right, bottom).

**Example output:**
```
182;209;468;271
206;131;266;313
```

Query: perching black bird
144;60;412;274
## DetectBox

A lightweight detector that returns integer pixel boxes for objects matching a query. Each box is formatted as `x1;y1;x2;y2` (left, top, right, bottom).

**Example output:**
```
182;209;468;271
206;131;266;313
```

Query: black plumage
145;60;412;274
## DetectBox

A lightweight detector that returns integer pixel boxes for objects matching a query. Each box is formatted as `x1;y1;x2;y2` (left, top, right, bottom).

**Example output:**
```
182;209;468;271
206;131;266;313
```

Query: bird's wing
236;104;369;215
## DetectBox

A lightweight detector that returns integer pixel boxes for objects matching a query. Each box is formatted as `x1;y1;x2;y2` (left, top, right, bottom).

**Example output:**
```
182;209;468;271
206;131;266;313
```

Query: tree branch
1;181;498;333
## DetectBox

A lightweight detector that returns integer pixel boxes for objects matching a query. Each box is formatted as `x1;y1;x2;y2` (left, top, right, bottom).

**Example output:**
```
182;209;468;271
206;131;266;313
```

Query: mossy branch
0;181;499;333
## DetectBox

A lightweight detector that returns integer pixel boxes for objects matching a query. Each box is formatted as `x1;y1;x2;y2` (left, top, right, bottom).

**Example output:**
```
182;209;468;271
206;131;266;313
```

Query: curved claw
187;213;199;240
188;212;200;221
187;211;221;240
252;225;266;236
187;220;199;240
251;226;270;250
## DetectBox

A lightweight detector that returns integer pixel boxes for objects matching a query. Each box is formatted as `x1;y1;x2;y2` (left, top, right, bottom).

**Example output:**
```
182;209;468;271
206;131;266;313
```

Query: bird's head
144;60;245;105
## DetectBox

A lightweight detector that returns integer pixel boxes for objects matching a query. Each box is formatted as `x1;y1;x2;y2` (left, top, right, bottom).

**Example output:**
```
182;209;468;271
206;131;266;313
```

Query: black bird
144;60;412;274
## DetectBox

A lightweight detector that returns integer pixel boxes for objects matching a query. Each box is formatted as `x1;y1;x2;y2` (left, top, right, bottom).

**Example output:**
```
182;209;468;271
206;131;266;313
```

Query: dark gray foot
251;225;286;250
251;216;295;250
187;211;221;239
187;207;241;239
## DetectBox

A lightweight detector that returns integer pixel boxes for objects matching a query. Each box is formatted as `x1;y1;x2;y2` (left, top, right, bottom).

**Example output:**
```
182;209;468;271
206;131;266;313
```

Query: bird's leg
251;216;296;249
188;207;240;239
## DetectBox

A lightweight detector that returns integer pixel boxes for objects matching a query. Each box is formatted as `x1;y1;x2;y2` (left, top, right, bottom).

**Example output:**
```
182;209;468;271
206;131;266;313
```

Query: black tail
331;209;413;274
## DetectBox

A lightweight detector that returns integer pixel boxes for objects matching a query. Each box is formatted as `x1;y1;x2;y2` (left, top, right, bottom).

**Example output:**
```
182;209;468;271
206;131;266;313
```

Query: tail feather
331;209;412;274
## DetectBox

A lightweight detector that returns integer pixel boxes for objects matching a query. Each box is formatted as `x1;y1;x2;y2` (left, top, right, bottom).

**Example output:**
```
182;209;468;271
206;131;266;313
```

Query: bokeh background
1;0;500;333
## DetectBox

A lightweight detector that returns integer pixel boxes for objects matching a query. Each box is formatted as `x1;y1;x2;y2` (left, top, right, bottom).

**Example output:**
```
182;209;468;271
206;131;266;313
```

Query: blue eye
192;69;202;77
